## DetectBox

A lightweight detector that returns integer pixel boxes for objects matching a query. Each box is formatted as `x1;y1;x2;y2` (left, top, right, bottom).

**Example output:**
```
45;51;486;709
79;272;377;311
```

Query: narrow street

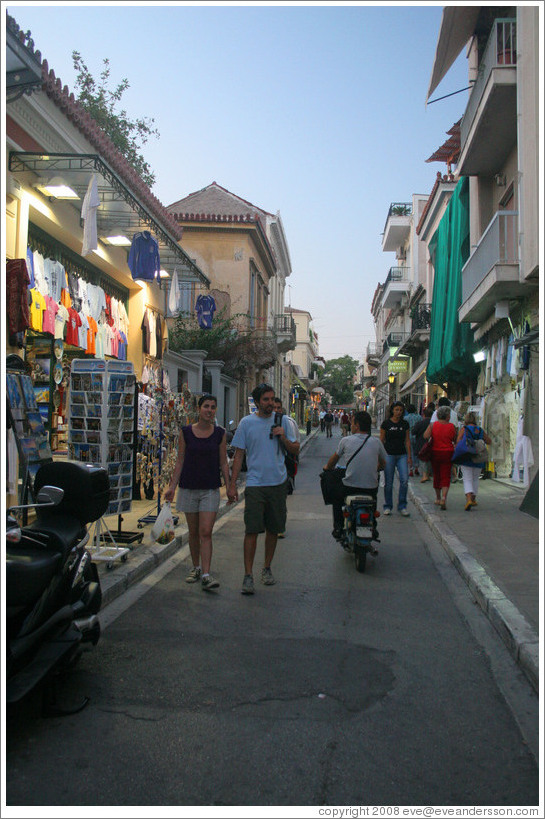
6;429;539;808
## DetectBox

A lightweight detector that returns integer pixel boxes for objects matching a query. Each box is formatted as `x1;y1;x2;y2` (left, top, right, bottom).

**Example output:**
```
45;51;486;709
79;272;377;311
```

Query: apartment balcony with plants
459;18;517;176
273;313;296;353
459;210;530;323
382;202;412;253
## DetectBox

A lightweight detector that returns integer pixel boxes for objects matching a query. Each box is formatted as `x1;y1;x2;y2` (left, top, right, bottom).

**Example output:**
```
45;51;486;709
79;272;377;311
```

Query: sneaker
277;532;286;539
185;566;201;583
201;574;220;591
261;567;276;586
241;574;255;595
400;509;410;517
383;508;392;516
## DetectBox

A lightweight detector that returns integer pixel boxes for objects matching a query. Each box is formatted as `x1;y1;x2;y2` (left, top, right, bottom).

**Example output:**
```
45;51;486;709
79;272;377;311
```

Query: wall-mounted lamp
388;372;396;384
473;350;486;363
159;269;170;279
34;176;79;200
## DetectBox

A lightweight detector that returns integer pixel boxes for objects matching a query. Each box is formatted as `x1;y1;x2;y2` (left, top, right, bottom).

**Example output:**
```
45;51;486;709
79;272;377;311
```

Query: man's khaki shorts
244;481;288;535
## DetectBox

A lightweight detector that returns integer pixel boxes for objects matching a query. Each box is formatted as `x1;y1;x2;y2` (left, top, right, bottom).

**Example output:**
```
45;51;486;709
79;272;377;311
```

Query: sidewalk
407;473;539;692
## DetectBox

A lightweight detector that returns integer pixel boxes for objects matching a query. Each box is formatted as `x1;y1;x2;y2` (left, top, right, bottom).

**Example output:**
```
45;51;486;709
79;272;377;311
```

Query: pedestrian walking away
380;401;412;516
164;393;232;591
323;409;334;438
431;396;460;483
456;412;492;511
340;411;350;437
423;405;458;510
404;403;422;476
323;411;387;540
228;383;300;594
412;406;433;482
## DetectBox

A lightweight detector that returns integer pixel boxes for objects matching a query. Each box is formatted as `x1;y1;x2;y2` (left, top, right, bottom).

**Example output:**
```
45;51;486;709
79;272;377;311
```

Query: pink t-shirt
42;296;58;335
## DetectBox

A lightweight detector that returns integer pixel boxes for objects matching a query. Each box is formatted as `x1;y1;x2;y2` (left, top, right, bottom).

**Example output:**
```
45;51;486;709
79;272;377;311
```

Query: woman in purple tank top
164;394;231;591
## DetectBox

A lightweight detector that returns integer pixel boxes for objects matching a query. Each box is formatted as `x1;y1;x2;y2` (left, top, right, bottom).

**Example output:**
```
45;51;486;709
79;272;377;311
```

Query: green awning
427;177;478;385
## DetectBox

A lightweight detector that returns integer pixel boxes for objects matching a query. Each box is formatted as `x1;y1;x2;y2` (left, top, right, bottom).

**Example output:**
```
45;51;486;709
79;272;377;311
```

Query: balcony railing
461;18;517;149
383;332;408;353
410;303;431;332
366;342;382;360
461;211;519;303
273;313;296;336
385;266;409;286
383;202;412;236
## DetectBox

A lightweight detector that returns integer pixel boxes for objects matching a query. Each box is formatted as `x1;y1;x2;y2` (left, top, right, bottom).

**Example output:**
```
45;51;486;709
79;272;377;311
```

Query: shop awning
8;152;210;286
400;356;428;395
427;177;478;385
426;6;480;101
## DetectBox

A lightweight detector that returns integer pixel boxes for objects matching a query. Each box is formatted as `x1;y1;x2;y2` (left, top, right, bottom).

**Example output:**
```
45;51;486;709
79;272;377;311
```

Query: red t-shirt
66;307;82;346
431;421;457;451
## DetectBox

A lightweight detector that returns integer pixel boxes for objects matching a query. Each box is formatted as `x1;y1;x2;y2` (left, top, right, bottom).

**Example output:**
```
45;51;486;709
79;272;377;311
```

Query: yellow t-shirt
29;288;47;331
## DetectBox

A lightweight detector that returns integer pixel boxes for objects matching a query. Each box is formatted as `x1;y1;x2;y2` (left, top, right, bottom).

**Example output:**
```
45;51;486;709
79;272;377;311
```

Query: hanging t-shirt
29;288;47;331
87;316;98;355
81;173;100;257
67;269;79;301
95;322;107;359
118;331;128;361
66;307;82;346
155;314;164;359
141;310;151;354
44;258;67;303
42;296;58;335
54;303;69;340
128;231;161;281
60;288;72;310
148;311;157;358
195;294;216;329
87;283;107;322
32;251;47;294
78;312;90;349
26;247;35;289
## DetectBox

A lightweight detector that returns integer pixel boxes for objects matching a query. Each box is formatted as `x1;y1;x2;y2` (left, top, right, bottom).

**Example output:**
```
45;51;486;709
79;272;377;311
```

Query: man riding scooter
322;411;387;540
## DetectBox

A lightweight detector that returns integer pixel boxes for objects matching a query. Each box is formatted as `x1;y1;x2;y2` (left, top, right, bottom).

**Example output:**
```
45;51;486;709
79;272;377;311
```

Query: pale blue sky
6;1;470;361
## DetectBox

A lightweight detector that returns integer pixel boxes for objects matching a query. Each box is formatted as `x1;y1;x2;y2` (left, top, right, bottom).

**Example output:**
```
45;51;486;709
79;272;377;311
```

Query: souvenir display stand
6;366;54;519
136;371;196;530
68;358;136;567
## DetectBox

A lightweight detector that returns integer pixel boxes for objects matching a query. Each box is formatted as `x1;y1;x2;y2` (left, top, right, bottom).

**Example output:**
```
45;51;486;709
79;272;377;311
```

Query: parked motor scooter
6;460;109;712
340;493;380;573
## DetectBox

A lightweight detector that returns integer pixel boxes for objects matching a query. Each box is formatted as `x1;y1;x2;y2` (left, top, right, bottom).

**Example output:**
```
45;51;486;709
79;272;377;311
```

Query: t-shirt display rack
68;358;136;567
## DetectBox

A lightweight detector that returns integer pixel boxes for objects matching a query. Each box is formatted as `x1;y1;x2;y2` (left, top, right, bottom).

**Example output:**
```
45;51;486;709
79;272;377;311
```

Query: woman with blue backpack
456;412;492;511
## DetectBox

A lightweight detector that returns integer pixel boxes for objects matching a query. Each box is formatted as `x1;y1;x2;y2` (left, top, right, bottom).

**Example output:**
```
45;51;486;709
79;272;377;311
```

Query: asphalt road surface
5;430;539;809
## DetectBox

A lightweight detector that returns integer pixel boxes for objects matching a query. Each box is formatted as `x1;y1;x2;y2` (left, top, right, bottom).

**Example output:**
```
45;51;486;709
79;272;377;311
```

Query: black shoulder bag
319;435;371;506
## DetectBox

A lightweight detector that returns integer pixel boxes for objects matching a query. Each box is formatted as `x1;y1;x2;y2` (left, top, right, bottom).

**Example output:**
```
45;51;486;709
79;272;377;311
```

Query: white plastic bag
151;502;175;543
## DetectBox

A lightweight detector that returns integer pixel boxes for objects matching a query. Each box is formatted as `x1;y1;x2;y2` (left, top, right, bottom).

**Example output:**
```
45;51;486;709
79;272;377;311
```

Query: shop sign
389;358;408;373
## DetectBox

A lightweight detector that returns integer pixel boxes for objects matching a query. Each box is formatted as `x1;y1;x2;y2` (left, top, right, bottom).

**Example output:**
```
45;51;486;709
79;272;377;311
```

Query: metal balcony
382;332;408;354
273;313;296;353
382;266;410;308
382;203;412;252
459;19;517;175
411;303;431;332
366;342;382;367
459;211;529;322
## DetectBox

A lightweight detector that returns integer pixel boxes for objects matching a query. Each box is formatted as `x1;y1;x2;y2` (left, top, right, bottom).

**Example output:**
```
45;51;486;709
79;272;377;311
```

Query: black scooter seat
6;547;62;607
22;514;86;556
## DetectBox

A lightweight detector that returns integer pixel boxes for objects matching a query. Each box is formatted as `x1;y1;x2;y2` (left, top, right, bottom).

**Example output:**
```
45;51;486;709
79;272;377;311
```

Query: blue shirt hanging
128;230;161;282
195;294;216;329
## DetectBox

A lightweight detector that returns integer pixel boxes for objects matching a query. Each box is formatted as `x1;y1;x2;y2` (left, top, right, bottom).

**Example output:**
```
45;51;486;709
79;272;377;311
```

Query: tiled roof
426;120;461;165
7;14;183;241
167;182;273;223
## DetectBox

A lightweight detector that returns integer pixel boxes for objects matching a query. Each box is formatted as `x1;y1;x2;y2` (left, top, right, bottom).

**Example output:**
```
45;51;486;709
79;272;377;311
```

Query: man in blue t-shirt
229;383;300;595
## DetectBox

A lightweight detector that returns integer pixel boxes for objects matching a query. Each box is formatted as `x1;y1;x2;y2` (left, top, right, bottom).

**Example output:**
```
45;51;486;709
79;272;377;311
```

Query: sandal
440;501;447;511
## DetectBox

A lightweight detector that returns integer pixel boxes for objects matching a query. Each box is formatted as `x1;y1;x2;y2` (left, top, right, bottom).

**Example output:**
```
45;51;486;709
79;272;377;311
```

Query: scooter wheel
355;549;367;573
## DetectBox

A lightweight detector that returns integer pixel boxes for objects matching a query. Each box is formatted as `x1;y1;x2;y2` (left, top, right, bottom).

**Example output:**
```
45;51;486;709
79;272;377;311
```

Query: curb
408;484;539;693
99;427;319;610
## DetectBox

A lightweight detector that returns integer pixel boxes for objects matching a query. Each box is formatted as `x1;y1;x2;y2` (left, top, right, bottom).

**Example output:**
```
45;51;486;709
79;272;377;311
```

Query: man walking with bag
322;411;387;540
228;384;300;594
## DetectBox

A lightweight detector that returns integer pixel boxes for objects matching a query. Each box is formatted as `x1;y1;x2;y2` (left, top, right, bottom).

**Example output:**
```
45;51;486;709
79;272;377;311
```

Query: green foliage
169;310;278;380
319;355;359;404
72;52;159;187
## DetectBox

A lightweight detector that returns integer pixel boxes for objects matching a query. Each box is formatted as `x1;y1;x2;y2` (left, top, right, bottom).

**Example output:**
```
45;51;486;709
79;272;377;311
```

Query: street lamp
388;372;396;384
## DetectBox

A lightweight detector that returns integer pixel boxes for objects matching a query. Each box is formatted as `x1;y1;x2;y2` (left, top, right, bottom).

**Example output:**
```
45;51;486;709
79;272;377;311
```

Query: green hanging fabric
427;177;479;385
